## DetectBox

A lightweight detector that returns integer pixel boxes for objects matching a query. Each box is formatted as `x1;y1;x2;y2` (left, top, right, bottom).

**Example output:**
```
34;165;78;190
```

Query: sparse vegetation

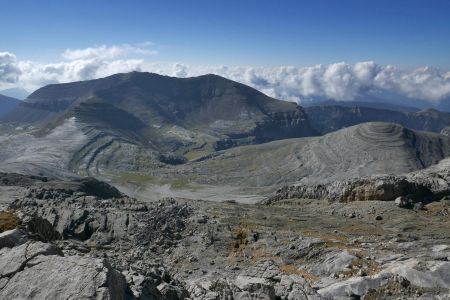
0;210;20;233
232;226;248;249
116;172;157;184
280;264;320;282
115;172;197;191
184;149;210;161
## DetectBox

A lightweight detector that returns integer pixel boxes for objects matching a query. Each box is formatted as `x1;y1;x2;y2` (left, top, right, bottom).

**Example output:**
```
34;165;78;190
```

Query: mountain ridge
304;104;450;135
0;94;21;118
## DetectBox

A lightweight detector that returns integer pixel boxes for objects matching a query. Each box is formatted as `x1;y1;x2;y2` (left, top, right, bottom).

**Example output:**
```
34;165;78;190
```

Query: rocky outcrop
0;172;49;187
0;239;136;299
11;189;191;248
264;175;435;204
188;260;322;300
6;179;192;299
1;180;191;299
29;176;124;199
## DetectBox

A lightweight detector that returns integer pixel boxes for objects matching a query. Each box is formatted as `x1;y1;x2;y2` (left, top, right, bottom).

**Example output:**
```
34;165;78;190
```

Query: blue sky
2;0;450;67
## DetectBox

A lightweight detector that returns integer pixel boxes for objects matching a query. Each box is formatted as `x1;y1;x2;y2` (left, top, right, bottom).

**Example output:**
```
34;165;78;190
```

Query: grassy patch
0;211;20;233
232;226;249;249
116;172;157;184
301;229;350;248
116;171;197;191
250;249;280;263
342;256;380;277
184;150;210;161
280;264;320;282
170;179;192;190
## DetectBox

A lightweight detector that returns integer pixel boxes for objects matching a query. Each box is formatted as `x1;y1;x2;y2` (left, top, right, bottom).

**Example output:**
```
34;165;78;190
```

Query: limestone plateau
1;72;450;299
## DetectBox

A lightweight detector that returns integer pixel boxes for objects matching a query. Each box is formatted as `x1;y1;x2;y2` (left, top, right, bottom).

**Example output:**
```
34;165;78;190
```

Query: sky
1;0;450;103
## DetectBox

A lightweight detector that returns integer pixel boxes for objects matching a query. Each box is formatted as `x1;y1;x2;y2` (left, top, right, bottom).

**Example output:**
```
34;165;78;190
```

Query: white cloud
0;52;21;83
1;44;450;104
62;42;157;60
374;65;450;102
16;58;145;90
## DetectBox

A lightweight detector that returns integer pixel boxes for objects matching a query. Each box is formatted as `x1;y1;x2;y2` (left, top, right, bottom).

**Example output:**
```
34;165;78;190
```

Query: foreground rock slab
0;241;132;300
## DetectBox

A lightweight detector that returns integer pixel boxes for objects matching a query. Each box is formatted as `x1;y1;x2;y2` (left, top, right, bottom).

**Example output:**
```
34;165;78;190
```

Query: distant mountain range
304;105;450;135
302;99;421;113
0;87;30;100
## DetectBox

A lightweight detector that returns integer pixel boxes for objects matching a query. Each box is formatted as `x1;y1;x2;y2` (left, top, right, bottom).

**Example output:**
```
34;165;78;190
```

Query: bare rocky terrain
1;173;450;299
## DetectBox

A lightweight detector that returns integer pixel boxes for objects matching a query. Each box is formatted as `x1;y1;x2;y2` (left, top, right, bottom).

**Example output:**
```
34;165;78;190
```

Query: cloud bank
0;52;21;84
62;42;157;60
1;44;450;104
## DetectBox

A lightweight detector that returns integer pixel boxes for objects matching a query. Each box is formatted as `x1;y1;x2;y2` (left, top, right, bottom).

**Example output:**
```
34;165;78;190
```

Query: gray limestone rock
395;196;413;208
0;240;140;300
0;228;28;249
317;273;391;298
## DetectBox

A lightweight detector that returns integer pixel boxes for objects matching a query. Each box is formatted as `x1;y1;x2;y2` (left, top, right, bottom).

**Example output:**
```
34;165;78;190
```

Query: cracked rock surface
1;173;450;299
0;240;131;299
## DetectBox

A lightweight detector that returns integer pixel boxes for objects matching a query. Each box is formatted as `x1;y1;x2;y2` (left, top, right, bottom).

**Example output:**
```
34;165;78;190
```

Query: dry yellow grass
232;226;249;249
280;264;320;282
426;202;450;216
0;211;20;233
250;249;280;263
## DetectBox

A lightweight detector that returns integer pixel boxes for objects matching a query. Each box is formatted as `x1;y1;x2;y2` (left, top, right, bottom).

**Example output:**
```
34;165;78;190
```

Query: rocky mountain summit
1;173;450;299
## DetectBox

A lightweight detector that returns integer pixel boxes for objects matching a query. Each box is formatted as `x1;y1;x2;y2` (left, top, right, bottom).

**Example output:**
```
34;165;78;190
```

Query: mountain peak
0;87;30;100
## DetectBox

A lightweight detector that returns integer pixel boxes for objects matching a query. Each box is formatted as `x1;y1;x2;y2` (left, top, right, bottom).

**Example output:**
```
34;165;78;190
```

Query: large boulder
317;273;391;299
312;250;357;276
394;196;413;208
0;241;61;279
0;241;134;299
11;193;191;248
0;228;28;249
385;259;450;289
